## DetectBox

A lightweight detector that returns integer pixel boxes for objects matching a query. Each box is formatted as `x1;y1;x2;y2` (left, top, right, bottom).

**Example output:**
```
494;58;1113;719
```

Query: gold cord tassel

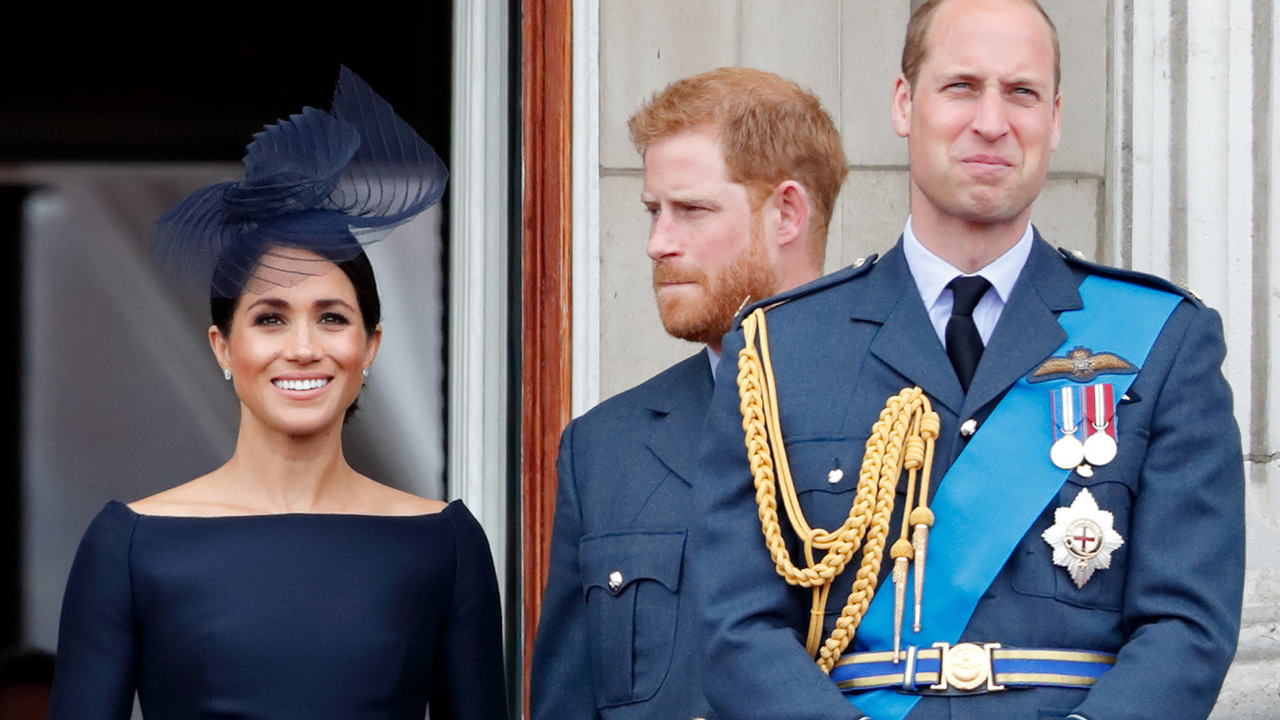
908;413;938;634
911;511;934;632
890;543;912;661
737;307;939;673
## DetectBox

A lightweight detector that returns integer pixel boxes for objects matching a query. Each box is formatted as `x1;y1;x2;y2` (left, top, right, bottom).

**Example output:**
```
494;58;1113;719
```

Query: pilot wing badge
1042;488;1125;588
1027;346;1137;383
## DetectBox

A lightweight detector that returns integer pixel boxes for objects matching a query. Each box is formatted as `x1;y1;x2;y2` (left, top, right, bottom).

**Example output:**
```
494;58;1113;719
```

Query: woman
49;68;508;720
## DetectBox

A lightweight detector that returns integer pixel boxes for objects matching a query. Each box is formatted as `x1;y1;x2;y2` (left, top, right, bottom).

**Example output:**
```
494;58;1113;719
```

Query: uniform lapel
855;244;966;416
960;237;1083;419
645;355;716;486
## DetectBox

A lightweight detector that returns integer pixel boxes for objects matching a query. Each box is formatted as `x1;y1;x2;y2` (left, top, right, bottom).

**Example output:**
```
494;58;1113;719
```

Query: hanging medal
1081;383;1118;467
1049;387;1086;469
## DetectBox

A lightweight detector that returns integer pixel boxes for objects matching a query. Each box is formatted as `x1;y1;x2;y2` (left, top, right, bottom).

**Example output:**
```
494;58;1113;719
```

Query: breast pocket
578;530;684;708
786;437;864;531
1009;437;1141;613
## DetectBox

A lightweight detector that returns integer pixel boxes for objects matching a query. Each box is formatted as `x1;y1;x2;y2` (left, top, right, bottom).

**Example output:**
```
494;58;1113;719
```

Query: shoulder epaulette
1057;247;1202;306
735;254;880;325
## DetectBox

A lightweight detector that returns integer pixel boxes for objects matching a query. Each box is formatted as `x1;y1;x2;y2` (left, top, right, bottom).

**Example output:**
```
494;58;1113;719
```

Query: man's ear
1050;91;1062;151
771;180;810;249
891;73;913;138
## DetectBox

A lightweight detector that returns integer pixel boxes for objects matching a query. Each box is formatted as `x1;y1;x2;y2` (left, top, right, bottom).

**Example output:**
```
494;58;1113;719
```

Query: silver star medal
1042;488;1124;588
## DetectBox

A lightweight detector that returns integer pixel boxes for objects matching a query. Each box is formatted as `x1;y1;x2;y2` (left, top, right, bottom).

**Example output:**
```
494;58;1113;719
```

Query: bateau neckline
111;498;459;520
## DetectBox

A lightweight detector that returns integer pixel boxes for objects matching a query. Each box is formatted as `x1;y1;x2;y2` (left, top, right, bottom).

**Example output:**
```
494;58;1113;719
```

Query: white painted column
450;0;511;597
1125;0;1176;278
1268;0;1280;528
1185;0;1255;436
572;0;603;416
1122;1;1279;716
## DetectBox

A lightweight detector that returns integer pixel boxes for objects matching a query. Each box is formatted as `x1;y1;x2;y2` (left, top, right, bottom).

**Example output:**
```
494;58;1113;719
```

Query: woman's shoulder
66;501;143;582
83;500;142;537
127;475;260;518
364;481;449;517
128;481;212;517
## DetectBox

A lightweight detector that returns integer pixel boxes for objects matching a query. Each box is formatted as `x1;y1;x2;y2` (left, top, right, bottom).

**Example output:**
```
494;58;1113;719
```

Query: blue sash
844;275;1182;720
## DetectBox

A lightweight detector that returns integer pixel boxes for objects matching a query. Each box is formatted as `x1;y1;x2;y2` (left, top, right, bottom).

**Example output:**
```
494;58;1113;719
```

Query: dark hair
210;250;381;338
211;248;381;423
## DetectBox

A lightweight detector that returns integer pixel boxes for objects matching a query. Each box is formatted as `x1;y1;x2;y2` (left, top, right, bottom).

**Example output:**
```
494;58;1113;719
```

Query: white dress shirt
901;216;1035;348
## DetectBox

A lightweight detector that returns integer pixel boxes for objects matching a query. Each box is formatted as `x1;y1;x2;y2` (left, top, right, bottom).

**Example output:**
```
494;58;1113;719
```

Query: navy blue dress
49;500;507;720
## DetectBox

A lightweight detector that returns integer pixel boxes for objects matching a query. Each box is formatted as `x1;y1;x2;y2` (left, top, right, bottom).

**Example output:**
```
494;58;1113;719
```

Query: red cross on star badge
1042;488;1125;588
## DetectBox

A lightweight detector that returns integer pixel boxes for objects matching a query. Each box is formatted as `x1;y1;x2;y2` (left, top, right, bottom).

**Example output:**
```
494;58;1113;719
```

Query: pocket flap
579;530;686;597
783;437;861;495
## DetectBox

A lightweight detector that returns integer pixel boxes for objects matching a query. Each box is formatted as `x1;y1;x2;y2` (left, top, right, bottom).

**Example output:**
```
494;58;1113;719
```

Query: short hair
628;67;848;261
902;0;1061;93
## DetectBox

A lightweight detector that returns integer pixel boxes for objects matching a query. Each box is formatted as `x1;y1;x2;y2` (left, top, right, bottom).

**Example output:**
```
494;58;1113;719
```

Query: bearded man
531;67;848;720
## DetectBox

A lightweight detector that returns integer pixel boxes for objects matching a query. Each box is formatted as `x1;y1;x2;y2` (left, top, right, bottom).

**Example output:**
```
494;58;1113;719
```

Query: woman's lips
273;377;332;392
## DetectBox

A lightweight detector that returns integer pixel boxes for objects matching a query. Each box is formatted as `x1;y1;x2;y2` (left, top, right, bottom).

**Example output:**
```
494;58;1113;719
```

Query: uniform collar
902;215;1034;308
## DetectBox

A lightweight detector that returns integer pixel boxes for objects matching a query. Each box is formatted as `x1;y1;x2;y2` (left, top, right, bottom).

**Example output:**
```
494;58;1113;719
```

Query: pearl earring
223;368;232;381
362;368;370;379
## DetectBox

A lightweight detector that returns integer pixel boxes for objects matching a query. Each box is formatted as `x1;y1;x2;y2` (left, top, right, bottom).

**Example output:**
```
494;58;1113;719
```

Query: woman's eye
252;312;285;326
320;312;351;326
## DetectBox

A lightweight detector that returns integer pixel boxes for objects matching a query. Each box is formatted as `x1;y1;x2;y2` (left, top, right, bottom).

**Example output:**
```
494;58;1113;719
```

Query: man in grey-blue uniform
692;2;1245;720
531;68;849;720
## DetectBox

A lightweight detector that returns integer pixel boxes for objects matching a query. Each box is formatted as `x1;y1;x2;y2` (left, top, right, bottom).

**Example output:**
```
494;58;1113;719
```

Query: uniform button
827;468;844;484
853;257;866;268
608;570;623;592
959;419;978;437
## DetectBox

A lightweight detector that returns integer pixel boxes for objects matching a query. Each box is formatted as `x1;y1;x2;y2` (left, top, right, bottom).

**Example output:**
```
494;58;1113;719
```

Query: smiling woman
211;248;382;428
46;69;508;720
211;249;380;439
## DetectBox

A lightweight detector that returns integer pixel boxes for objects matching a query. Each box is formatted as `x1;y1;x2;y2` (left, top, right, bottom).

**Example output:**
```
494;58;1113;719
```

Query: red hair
629;67;847;260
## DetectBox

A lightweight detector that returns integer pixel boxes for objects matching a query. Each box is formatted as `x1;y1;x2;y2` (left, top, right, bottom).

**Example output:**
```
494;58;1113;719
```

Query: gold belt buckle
930;642;1006;693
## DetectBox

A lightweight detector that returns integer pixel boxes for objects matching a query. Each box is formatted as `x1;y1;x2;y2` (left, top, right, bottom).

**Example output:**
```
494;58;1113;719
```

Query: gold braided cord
736;307;939;674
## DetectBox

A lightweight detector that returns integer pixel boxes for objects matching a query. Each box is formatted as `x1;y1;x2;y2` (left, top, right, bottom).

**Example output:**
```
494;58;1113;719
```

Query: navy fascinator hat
152;66;448;298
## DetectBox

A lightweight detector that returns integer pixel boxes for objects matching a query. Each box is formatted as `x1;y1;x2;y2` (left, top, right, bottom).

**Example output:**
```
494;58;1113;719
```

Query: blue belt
833;643;1116;695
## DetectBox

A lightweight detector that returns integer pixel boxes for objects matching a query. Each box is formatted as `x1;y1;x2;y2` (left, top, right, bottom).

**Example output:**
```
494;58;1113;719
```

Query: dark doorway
0;5;453;164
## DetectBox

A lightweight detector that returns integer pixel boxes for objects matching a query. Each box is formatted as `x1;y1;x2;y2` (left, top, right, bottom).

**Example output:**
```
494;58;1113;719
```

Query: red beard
652;233;779;346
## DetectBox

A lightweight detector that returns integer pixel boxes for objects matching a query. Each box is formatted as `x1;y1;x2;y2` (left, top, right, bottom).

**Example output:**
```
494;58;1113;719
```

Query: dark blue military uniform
692;237;1245;720
533;353;716;720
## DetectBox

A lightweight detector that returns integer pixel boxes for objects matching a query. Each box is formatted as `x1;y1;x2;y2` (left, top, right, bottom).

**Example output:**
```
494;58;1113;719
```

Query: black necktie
945;275;991;393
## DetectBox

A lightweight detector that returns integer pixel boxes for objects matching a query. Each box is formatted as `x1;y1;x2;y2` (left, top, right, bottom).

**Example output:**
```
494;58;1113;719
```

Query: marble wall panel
599;0;739;170
740;0;842;124
841;0;912;167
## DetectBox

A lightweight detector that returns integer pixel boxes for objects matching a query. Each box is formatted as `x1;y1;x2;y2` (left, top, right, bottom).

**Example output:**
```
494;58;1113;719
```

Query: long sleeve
530;420;600;720
1072;302;1245;720
430;503;509;720
49;502;140;720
